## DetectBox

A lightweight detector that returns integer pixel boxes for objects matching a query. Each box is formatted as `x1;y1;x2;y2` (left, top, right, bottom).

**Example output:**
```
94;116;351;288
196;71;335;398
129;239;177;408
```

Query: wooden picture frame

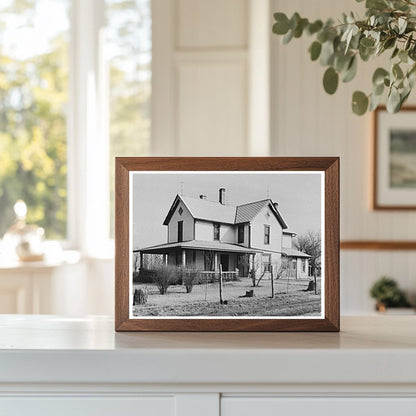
115;157;339;332
373;106;416;210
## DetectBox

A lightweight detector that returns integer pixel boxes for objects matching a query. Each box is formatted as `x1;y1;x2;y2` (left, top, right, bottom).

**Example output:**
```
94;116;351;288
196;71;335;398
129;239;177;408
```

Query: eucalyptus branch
272;0;416;115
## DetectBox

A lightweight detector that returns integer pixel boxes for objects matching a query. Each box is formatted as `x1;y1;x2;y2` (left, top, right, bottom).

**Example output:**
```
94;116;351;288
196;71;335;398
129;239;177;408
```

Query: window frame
213;223;220;241
264;224;270;245
237;224;244;244
177;220;183;242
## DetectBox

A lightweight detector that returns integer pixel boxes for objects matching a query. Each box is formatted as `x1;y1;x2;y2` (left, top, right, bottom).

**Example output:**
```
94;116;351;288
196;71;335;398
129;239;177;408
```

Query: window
262;254;271;272
213;223;220;241
0;0;151;254
302;259;306;272
0;0;70;239
238;224;244;244
177;220;183;242
107;0;151;237
264;225;270;245
204;251;213;271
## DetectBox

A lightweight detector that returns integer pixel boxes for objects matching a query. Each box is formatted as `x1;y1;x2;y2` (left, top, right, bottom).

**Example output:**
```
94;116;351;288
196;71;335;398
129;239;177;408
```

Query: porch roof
136;240;264;254
282;248;311;258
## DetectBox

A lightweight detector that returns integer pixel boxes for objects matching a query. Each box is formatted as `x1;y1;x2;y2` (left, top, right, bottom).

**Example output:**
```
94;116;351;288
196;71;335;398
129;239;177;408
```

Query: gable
236;199;287;229
163;195;236;225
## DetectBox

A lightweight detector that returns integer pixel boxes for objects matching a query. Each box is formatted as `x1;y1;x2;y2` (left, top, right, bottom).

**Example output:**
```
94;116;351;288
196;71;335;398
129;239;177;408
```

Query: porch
134;240;263;277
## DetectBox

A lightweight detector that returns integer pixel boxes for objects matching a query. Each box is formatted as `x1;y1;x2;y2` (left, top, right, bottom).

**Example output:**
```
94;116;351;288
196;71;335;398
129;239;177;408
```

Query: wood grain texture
373;106;416;210
114;157;340;332
341;241;416;250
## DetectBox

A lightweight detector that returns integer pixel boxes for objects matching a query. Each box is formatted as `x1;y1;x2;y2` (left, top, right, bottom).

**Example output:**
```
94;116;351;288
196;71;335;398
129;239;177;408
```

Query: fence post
219;264;224;304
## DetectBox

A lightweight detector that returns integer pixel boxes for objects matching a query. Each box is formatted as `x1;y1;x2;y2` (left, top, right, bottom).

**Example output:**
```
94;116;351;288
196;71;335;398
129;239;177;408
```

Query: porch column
182;250;186;267
163;254;168;266
140;252;143;269
249;253;254;271
214;252;219;272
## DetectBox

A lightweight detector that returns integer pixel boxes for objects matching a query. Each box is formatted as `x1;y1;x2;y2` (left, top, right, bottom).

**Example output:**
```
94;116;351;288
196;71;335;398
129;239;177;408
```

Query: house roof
181;195;236;224
137;240;264;254
163;194;288;228
235;199;287;228
281;248;311;258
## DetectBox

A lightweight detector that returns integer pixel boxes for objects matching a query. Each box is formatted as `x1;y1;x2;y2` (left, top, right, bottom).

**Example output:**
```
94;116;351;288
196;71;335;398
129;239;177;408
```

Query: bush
182;268;200;293
370;276;411;308
152;265;178;295
133;269;156;284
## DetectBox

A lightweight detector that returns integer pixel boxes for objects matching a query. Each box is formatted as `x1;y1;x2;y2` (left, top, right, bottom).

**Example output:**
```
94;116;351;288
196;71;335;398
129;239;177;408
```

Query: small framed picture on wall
374;106;416;209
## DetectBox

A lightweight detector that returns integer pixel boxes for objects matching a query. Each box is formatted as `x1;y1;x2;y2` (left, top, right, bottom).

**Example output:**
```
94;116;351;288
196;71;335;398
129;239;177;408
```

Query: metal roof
181;196;236;224
235;199;269;223
163;195;288;228
137;240;264;254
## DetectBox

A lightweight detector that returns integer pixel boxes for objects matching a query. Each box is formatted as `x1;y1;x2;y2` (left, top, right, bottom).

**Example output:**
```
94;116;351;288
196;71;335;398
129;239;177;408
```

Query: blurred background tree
0;0;69;238
0;0;151;239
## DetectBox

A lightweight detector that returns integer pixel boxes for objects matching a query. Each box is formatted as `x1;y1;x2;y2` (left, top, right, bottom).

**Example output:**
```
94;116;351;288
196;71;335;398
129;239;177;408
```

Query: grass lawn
132;277;321;317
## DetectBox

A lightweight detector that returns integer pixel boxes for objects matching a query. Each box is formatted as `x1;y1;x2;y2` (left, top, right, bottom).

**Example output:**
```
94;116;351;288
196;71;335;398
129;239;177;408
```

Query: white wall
271;0;416;313
152;0;268;157
250;205;283;252
282;234;292;249
167;201;194;243
45;0;416;316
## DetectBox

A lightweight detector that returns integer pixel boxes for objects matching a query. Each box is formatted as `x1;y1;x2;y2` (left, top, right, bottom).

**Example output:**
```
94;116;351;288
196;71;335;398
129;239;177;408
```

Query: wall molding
340;241;416;250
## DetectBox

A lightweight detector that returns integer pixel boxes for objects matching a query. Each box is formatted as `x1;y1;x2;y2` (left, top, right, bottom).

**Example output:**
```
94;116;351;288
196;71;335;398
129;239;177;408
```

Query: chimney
199;194;207;200
219;188;226;205
273;202;279;211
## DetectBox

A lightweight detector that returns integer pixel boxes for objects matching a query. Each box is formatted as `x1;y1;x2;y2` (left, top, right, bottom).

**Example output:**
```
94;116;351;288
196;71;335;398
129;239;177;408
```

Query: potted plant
369;276;413;312
272;0;416;115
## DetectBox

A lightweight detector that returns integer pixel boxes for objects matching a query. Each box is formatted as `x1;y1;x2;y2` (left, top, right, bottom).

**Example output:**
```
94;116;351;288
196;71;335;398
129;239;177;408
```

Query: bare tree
133;252;141;271
294;230;321;295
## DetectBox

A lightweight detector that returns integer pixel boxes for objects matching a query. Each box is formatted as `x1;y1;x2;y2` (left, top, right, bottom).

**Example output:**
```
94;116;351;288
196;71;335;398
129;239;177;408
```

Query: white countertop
0;315;415;386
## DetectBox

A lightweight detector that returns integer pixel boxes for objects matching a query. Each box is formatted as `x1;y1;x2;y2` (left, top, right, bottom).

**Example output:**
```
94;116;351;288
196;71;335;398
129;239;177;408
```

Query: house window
213;223;220;241
204;251;213;271
262;254;271;272
302;259;306;272
177;220;183;242
238;224;244;243
264;225;270;245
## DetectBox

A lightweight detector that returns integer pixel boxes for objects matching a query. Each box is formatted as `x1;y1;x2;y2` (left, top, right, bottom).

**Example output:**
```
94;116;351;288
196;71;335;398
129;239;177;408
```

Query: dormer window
213;223;220;241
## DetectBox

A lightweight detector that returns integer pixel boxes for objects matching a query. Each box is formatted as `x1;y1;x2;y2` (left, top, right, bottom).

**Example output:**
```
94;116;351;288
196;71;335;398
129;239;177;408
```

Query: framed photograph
115;157;339;332
374;106;416;209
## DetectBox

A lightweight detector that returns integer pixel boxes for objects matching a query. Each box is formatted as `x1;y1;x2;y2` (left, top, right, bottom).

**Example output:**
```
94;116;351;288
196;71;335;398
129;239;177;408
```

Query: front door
220;254;229;272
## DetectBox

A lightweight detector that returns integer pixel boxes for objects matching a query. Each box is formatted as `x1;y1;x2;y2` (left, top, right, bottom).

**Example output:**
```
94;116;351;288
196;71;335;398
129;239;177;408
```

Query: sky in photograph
131;172;323;250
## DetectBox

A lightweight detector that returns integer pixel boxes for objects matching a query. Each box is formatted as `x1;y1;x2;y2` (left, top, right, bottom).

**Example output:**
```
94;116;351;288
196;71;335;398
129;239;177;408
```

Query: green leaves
323;67;339;94
372;67;389;86
272;3;416;115
309;41;321;61
352;91;369;115
273;13;290;35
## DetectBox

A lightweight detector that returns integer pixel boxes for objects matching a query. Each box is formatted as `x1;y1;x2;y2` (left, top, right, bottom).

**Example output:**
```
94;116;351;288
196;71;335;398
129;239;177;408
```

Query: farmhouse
136;188;310;279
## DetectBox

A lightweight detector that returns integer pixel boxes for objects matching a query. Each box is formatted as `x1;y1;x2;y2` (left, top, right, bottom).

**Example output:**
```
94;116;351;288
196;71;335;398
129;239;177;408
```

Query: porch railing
199;270;238;282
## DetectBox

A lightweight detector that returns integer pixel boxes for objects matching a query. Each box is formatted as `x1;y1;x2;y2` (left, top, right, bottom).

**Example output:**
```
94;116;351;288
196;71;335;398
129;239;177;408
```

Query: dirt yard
132;277;321;317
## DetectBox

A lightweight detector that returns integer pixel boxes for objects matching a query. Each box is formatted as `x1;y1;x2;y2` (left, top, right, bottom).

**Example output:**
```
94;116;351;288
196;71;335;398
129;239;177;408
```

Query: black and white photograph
129;171;324;319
